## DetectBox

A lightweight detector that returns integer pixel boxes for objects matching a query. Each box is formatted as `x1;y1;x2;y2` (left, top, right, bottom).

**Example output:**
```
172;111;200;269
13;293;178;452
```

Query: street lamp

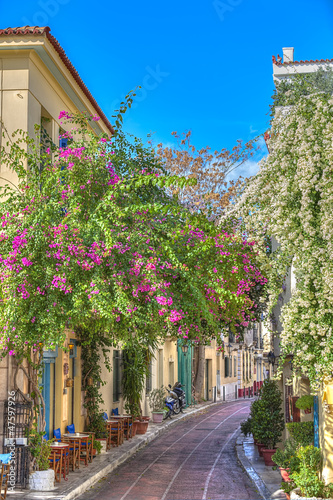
226;343;232;356
267;351;276;366
181;343;189;356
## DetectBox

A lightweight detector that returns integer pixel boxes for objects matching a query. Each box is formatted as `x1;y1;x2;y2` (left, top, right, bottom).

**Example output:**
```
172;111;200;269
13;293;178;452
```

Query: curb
235;434;273;500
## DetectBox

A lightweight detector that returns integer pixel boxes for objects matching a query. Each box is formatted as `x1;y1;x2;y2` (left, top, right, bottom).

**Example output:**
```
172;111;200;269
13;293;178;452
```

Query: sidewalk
236;434;287;500
7;401;216;500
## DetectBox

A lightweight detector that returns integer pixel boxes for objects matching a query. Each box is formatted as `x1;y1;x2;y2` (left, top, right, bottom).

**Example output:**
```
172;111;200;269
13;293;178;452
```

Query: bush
240;417;252;437
286;421;314;447
272;439;300;472
251;380;284;449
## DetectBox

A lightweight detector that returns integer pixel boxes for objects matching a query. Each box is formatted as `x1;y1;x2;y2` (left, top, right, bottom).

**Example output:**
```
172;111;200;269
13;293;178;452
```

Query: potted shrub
148;387;165;424
251;380;285;466
29;431;55;491
295;395;314;414
272;439;300;482
290;445;333;498
240;417;252;438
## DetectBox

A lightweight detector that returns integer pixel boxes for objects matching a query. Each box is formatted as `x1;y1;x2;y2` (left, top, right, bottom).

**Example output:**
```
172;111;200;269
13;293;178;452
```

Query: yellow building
0;25;113;445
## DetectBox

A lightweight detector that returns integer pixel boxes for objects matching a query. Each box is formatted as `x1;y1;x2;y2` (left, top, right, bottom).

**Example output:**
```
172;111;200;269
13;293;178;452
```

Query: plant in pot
251;380;285;466
295;395;314;414
148;386;166;423
240;417;252;438
272;439;300;482
29;430;55;491
122;337;157;434
289;445;333;498
249;399;265;454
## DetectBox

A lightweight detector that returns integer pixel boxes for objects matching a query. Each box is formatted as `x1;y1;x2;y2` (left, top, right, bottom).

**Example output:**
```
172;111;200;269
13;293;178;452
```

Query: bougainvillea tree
236;92;333;387
0;108;266;372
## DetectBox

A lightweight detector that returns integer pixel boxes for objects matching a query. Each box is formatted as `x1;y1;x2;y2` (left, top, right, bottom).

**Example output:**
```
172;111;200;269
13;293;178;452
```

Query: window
225;356;229;378
229;356;232;377
146;358;153;394
113;350;122;402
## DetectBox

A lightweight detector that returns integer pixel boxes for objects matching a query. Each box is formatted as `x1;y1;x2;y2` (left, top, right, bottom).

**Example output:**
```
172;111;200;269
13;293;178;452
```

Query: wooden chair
107;421;122;449
49;449;62;483
123;416;133;440
0;463;10;500
49;448;69;483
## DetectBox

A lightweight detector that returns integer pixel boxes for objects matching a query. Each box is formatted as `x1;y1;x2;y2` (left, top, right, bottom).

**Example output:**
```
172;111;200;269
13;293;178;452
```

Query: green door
177;342;192;406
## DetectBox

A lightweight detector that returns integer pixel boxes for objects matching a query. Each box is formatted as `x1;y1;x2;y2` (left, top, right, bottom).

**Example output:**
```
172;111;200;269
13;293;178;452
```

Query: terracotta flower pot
132;421;138;437
262;448;277;466
141;416;151;422
135;420;149;434
304;408;312;414
152;412;164;424
279;467;291;482
256;443;265;457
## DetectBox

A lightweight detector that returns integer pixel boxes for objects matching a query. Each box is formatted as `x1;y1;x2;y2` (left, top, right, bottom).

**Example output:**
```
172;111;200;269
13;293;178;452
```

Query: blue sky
1;0;333;179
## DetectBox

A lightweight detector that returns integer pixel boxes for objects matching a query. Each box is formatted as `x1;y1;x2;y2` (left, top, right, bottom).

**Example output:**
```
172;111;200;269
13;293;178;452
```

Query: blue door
314;395;319;448
41;347;58;439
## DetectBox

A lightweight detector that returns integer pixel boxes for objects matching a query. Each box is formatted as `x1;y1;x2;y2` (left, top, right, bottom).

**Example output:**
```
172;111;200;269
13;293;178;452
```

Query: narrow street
78;400;261;500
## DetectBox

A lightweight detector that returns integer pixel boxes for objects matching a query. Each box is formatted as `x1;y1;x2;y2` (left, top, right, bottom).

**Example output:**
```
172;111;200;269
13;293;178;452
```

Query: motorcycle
171;382;186;412
163;387;178;420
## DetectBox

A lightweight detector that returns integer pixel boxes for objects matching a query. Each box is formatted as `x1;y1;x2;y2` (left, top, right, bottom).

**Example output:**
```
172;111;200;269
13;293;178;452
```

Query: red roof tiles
0;26;114;134
272;54;333;67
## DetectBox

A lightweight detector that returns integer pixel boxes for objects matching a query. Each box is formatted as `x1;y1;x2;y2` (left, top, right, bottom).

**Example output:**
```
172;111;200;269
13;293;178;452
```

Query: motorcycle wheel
173;400;181;414
163;407;171;420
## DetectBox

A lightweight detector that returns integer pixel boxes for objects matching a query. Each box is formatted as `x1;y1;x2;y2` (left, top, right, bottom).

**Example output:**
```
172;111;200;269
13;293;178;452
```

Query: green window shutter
225;356;229;378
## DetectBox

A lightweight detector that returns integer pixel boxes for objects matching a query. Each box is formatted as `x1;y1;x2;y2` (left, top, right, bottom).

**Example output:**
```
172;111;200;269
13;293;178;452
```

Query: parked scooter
171;382;186;412
163;387;178;420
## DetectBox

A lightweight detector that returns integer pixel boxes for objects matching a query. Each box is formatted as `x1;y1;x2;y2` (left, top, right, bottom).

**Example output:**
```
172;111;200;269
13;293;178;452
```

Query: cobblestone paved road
79;400;261;500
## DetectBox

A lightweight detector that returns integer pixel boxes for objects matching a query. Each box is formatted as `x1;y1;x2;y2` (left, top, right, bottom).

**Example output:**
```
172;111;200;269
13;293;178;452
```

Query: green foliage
286;421;314;447
280;481;295;495
80;326;112;438
272;439;300;472
270;66;333;118
122;336;156;419
289;445;333;498
240;417;252;437
29;430;53;471
93;439;103;454
250;380;284;449
0;98;266;363
295;395;314;411
148;386;165;412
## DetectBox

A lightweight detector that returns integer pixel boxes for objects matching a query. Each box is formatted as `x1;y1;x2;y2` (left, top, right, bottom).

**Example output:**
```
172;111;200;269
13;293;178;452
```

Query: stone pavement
7;400;220;500
236;434;287;500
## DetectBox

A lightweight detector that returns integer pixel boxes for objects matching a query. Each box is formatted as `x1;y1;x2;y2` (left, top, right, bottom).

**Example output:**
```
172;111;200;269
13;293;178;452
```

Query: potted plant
240;417;252;438
295;395;314;414
29;431;55;491
148;387;166;423
289;445;333;498
122;338;157;434
92;439;103;456
251;380;285;466
272;439;300;482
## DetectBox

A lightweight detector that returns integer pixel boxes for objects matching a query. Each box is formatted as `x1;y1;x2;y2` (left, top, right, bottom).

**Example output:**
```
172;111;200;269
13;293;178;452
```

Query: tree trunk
194;344;205;401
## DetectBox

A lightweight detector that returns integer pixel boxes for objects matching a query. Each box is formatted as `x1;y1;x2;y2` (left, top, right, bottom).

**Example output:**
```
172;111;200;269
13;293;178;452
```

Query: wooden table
63;433;92;466
49;442;69;482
